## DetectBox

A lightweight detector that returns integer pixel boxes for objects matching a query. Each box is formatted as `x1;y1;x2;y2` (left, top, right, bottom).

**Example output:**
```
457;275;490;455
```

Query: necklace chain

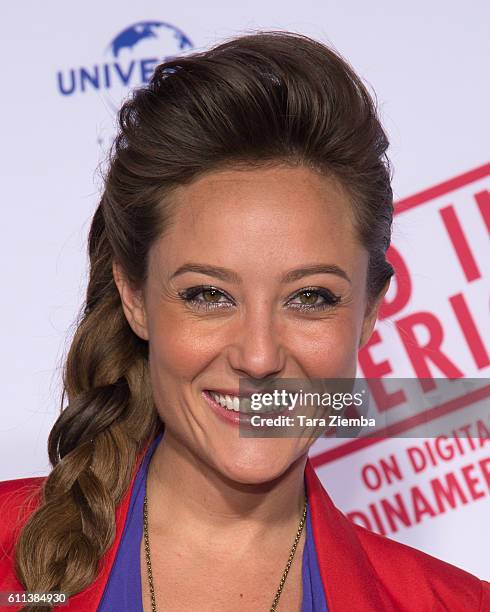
143;485;307;612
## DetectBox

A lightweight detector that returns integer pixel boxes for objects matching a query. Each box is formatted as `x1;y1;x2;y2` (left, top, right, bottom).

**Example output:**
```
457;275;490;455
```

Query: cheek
147;307;221;382
287;317;360;378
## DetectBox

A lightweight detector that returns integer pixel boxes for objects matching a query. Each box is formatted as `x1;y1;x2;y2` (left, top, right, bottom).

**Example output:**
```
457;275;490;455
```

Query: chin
211;440;306;486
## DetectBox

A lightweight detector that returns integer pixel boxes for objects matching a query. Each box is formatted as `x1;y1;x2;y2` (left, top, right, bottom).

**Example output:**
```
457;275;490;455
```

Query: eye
287;287;341;311
178;286;234;310
177;285;341;312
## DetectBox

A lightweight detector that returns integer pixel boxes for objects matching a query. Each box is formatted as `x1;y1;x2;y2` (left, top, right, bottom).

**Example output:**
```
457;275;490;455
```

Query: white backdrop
1;0;489;579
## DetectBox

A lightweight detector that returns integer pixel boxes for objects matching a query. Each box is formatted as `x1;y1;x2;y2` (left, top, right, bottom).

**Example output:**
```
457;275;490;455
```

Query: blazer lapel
305;458;394;611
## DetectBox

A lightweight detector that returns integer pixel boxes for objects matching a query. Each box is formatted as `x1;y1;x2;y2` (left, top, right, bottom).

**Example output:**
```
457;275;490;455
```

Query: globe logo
108;21;192;58
56;20;194;108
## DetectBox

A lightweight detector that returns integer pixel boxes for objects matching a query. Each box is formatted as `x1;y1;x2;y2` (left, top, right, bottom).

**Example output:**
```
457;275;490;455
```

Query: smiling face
114;164;388;484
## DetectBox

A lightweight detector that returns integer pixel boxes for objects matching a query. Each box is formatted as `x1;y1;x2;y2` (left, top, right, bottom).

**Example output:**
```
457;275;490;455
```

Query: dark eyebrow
281;264;351;284
170;263;351;284
170;263;242;283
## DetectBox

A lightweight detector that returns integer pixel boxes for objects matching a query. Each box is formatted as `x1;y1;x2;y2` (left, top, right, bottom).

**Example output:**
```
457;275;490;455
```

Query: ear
112;260;149;341
358;278;391;349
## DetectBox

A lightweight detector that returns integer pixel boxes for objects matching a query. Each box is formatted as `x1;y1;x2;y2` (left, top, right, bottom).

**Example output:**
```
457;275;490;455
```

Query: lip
202;390;251;428
204;388;262;398
202;390;291;429
205;387;296;398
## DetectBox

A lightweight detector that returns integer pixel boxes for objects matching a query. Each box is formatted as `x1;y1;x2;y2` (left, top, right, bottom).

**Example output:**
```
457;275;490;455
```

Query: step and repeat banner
1;1;489;579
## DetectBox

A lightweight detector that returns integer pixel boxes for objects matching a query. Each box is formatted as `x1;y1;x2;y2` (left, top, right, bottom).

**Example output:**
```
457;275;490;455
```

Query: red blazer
1;446;489;611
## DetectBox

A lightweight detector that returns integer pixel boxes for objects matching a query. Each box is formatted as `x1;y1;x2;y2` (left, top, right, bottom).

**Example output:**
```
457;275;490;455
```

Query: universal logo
56;21;193;103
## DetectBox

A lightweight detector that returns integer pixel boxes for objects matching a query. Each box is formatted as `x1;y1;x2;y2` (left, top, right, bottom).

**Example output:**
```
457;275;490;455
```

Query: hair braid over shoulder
14;203;160;610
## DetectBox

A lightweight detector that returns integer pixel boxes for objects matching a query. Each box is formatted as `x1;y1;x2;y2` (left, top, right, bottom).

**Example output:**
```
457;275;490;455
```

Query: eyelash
177;285;341;312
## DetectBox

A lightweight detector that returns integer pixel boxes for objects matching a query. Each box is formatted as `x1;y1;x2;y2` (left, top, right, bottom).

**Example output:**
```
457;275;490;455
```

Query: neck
145;431;308;552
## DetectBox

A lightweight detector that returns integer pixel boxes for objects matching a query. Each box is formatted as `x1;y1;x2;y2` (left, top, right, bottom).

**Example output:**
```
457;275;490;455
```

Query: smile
205;390;291;414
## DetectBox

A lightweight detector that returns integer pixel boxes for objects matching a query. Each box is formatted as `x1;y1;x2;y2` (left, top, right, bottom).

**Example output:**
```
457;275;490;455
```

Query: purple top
98;432;327;611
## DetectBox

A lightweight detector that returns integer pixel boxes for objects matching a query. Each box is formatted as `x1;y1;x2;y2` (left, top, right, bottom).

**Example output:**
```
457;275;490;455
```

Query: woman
0;31;488;612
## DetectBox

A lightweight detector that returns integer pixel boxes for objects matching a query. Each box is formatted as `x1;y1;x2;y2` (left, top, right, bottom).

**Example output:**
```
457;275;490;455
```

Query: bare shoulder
352;521;490;610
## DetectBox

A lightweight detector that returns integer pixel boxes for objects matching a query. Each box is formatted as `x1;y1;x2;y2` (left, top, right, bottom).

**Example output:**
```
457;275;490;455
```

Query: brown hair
15;30;394;609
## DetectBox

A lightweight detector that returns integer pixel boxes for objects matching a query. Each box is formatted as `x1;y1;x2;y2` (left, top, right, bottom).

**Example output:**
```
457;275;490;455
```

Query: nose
227;308;286;380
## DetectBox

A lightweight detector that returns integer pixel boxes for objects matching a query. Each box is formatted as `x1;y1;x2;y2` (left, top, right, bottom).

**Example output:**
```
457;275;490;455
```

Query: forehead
150;164;364;276
173;165;353;226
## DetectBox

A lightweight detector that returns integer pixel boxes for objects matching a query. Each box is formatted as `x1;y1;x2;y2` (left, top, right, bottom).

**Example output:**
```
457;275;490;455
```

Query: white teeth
209;391;244;412
207;391;288;413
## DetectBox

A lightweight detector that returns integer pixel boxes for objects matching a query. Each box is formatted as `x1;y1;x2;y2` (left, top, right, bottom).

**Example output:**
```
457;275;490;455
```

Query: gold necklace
143;485;307;612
